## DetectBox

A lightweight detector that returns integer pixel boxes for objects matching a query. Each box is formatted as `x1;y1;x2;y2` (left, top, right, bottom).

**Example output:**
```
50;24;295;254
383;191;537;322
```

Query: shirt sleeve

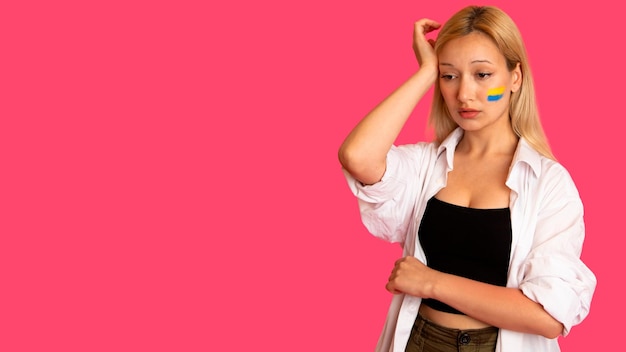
342;144;427;244
516;163;597;336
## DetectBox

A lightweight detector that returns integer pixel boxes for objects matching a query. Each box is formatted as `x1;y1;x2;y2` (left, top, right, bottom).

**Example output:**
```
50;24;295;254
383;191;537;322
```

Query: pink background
1;0;622;350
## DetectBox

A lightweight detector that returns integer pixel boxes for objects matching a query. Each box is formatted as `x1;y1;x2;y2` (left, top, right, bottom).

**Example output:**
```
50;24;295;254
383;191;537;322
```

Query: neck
457;124;518;157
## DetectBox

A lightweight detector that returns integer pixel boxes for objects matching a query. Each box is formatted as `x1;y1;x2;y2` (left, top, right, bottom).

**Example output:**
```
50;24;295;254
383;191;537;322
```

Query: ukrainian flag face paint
487;86;505;102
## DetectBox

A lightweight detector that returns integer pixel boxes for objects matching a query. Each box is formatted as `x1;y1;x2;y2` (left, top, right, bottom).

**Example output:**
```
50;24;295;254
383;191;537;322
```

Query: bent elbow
338;142;373;169
337;143;353;170
540;321;564;340
338;146;382;183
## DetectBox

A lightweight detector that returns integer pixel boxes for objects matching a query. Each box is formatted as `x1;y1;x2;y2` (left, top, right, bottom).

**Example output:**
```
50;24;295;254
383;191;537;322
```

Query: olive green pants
405;314;498;352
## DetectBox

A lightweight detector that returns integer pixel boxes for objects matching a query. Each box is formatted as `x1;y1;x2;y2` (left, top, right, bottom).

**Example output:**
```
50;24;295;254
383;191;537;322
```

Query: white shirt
343;128;597;352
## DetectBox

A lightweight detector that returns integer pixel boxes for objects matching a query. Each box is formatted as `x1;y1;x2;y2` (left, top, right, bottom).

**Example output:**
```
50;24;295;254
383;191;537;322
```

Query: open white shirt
343;128;596;352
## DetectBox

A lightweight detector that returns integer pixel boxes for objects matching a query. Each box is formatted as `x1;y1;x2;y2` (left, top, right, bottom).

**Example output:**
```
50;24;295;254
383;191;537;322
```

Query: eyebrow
439;59;495;66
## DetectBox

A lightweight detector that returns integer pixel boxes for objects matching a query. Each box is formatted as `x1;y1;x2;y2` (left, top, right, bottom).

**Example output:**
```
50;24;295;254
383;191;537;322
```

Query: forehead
438;32;505;67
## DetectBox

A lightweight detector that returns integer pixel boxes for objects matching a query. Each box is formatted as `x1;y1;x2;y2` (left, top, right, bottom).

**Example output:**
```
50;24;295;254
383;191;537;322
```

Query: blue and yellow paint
487;86;505;102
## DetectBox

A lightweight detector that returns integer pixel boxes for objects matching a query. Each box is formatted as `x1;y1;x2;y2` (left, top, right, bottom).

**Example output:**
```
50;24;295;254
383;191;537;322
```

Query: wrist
427;270;446;300
417;64;439;83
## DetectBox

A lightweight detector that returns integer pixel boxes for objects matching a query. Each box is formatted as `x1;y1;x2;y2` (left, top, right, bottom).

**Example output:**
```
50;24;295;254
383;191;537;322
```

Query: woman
338;5;596;352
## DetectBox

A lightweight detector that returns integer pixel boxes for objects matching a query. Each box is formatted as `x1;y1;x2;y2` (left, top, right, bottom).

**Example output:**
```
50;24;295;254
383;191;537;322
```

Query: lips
458;108;480;119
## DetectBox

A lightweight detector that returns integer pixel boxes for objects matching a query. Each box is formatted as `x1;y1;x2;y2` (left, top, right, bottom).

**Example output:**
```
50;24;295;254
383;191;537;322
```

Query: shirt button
458;332;471;345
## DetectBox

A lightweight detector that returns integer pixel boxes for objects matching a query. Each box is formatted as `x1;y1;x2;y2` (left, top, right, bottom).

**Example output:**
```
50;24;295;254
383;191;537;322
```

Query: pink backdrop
2;0;621;350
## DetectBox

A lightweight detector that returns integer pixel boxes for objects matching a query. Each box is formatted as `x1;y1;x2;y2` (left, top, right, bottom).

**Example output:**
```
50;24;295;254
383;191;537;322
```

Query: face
438;32;521;134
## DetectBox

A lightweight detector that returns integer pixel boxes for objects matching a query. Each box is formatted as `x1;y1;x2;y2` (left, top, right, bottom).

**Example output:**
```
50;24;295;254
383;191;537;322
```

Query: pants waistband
414;313;499;346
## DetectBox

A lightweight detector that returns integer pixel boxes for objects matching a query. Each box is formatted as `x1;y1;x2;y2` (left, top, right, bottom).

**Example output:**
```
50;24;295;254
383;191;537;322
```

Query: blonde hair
429;5;555;160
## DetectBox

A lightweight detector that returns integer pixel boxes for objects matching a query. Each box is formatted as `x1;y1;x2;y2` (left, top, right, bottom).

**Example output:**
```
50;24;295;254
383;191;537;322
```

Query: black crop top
418;197;512;315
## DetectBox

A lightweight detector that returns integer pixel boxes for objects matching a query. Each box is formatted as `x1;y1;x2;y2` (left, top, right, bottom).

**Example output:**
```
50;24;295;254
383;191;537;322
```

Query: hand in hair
413;19;440;70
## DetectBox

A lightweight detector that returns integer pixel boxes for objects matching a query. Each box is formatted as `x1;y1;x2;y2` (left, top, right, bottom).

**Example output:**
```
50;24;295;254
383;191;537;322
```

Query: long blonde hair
429;6;555;160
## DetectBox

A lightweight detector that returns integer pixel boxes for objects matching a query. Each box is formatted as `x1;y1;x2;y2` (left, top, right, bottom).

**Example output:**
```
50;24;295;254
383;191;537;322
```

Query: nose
457;76;473;103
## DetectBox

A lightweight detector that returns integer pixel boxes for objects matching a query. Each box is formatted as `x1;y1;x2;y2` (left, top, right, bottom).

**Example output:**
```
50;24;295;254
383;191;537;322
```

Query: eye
477;72;492;79
440;74;457;81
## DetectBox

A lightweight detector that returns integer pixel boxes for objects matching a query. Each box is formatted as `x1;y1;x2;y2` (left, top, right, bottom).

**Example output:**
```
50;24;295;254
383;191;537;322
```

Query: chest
436;154;513;209
418;197;513;285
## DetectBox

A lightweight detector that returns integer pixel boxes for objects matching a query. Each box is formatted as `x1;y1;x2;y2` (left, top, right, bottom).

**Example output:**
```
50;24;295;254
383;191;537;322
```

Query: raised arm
338;19;441;185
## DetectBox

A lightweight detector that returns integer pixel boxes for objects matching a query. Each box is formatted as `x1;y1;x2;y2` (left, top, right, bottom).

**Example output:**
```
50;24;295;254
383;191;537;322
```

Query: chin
454;119;483;131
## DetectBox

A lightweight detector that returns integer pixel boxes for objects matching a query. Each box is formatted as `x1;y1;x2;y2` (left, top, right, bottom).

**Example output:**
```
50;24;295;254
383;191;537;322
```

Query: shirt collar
435;127;542;178
510;137;542;178
436;127;464;171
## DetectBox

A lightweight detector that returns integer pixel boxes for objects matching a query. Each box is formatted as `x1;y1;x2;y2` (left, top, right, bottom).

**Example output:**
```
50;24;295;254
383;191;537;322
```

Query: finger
424;24;441;34
415;19;441;34
415;18;440;28
394;257;405;266
399;255;419;265
385;281;402;294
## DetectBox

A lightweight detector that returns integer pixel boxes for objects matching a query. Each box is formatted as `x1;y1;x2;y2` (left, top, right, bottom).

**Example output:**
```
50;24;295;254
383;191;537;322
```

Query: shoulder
382;141;441;183
391;141;438;157
531;155;584;214
515;139;577;186
511;140;582;203
539;158;579;193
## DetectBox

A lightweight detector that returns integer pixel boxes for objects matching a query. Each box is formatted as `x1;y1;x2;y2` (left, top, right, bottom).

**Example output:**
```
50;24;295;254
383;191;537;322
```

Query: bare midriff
418;304;492;330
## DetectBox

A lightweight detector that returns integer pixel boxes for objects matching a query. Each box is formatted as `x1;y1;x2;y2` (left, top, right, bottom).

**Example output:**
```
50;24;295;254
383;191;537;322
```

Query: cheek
485;86;506;102
440;86;456;103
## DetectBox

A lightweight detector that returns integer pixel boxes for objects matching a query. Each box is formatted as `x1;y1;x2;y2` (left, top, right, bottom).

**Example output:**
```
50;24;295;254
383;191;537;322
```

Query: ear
511;62;522;93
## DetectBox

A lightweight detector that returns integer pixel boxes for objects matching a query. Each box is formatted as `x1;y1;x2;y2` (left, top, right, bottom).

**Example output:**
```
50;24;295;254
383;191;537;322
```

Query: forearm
432;272;564;338
338;66;437;185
